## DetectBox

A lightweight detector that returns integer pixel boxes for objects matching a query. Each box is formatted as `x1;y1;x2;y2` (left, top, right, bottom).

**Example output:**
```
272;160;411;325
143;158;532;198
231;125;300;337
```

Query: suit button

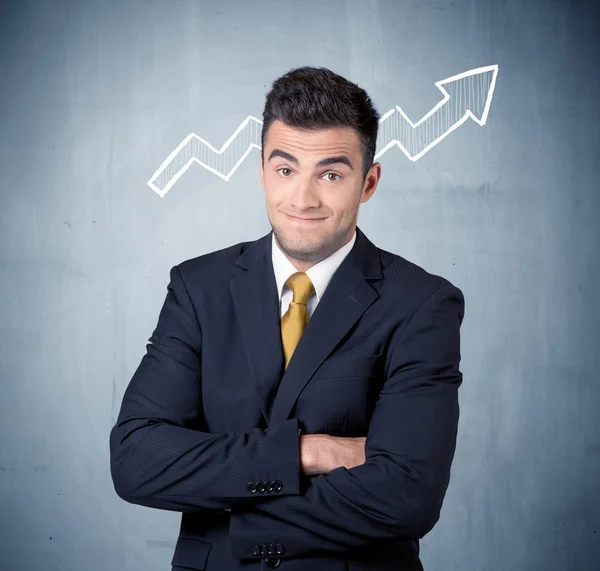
260;544;268;556
252;545;261;556
265;558;281;568
275;543;285;555
272;480;283;492
265;481;274;492
247;482;257;493
267;544;277;555
257;482;266;493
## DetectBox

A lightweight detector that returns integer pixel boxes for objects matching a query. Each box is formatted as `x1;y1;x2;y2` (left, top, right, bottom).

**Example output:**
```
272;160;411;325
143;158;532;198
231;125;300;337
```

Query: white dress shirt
271;230;357;318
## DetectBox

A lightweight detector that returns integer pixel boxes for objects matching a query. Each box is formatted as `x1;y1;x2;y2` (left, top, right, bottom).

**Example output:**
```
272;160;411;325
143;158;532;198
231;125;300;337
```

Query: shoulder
376;246;464;312
170;237;256;286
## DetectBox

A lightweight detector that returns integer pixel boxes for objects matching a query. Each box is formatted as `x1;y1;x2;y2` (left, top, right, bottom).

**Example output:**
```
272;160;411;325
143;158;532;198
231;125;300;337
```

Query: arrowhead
437;65;499;124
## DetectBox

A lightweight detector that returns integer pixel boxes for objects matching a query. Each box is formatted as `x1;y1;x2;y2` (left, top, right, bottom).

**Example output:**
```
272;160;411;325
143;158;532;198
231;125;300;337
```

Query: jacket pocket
171;537;212;570
313;353;384;379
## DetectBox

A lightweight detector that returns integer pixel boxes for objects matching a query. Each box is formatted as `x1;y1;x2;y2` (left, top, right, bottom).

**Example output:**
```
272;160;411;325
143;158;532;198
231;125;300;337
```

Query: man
110;66;465;571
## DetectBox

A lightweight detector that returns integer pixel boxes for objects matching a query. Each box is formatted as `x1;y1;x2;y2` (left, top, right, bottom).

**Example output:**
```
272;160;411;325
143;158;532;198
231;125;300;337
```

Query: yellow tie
281;272;315;369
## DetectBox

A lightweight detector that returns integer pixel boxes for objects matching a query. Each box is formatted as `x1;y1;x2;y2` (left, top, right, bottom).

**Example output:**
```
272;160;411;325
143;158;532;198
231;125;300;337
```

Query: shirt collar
271;230;357;303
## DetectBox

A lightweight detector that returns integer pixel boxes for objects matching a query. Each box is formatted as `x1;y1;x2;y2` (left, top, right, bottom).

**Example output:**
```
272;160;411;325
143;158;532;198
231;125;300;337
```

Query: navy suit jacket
109;226;465;571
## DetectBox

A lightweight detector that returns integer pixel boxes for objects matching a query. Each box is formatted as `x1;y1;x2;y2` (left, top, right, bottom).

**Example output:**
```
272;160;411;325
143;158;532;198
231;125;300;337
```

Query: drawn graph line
148;64;499;197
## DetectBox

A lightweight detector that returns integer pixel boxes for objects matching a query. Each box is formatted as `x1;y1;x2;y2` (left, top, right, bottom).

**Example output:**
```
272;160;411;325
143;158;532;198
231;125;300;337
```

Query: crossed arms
109;265;465;559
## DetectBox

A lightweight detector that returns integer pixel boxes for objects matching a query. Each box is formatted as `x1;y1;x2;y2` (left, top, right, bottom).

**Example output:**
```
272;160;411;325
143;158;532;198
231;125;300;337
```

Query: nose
287;177;320;211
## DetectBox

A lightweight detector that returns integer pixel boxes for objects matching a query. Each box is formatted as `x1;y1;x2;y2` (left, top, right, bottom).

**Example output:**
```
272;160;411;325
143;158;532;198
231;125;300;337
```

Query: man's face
260;120;381;271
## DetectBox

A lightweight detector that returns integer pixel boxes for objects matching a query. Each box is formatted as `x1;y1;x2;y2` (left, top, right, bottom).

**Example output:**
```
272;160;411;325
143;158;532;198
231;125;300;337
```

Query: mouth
285;213;326;224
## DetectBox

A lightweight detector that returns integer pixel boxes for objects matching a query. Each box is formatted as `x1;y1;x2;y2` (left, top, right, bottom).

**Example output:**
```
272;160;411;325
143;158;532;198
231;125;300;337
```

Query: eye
277;167;293;177
323;172;341;182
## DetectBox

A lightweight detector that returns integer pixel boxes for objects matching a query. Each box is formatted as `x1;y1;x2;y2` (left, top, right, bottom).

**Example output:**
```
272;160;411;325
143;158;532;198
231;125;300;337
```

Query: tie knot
286;272;315;305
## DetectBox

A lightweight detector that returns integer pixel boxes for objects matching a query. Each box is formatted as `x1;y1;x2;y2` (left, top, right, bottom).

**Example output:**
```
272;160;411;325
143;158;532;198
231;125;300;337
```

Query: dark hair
261;66;380;182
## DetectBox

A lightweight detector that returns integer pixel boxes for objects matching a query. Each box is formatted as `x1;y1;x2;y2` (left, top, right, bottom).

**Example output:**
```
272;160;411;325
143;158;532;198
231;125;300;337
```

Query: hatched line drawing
148;64;499;197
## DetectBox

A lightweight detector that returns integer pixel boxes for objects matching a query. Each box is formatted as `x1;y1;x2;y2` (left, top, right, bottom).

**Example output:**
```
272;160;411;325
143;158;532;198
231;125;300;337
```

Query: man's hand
220;434;365;512
301;434;366;476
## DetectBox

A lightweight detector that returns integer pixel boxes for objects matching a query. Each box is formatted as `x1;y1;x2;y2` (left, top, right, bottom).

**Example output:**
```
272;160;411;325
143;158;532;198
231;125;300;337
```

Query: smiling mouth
285;213;326;221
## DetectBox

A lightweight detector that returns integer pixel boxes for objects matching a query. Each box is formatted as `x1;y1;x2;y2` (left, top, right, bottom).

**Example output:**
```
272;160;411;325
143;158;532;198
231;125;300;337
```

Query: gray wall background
1;0;599;569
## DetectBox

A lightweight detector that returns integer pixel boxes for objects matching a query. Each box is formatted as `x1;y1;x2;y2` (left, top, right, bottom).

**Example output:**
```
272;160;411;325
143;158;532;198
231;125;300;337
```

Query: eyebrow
267;149;354;170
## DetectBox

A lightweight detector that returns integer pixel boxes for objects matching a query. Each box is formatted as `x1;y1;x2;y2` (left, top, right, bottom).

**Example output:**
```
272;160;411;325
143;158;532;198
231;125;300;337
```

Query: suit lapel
269;228;382;425
230;233;284;427
231;227;383;427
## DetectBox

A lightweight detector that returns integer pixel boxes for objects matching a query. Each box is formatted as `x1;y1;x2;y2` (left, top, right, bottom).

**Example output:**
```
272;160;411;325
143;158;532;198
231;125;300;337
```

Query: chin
277;229;335;260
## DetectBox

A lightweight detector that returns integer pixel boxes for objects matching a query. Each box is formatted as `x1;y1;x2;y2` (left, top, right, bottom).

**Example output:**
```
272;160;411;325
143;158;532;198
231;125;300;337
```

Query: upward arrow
375;64;499;161
148;64;499;197
147;116;263;197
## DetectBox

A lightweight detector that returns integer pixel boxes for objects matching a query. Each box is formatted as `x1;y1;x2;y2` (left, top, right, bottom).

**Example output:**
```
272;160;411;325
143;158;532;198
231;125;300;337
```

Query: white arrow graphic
147;64;498;197
374;64;499;161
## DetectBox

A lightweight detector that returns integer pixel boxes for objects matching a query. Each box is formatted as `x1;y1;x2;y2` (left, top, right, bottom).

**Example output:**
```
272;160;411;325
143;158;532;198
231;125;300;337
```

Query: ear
360;162;381;203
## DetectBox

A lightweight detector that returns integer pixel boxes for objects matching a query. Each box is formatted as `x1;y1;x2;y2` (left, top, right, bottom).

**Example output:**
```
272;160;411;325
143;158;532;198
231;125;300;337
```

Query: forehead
263;120;362;157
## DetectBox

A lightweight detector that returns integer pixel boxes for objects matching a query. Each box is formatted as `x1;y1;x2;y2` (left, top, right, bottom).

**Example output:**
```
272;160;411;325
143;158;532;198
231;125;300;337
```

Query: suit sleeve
228;283;465;559
109;265;301;512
